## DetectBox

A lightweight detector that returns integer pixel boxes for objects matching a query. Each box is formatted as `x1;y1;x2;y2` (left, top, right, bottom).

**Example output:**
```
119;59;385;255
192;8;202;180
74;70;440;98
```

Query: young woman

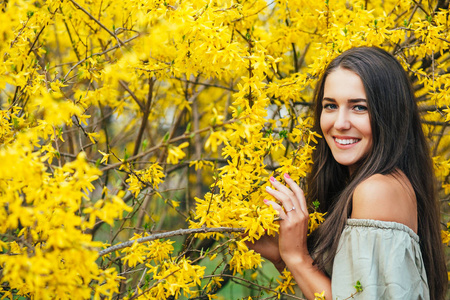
249;47;447;299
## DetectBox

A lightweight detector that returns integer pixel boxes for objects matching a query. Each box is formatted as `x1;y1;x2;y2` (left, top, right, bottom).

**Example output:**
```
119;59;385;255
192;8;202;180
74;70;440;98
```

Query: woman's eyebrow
322;97;367;103
348;98;367;103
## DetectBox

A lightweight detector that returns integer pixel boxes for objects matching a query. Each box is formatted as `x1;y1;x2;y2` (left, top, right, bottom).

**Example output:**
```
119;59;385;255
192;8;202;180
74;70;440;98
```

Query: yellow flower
442;229;450;245
205;131;228;153
167;142;189;164
314;291;326;300
275;269;296;294
98;150;110;164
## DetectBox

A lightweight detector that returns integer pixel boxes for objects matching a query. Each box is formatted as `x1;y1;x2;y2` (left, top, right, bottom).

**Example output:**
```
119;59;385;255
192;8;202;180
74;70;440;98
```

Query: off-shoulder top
331;219;429;300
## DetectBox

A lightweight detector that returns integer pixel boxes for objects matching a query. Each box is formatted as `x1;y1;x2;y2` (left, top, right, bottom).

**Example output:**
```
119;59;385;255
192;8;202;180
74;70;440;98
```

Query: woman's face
320;68;373;173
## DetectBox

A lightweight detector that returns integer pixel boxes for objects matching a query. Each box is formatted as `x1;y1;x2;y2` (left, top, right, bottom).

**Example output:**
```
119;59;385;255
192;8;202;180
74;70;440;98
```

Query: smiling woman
247;47;448;300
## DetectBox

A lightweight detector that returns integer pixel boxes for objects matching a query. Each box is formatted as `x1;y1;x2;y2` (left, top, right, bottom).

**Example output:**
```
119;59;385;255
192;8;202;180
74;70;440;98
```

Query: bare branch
63;34;139;81
202;274;306;300
173;77;238;92
100;117;241;172
119;80;145;111
68;0;125;46
98;226;245;256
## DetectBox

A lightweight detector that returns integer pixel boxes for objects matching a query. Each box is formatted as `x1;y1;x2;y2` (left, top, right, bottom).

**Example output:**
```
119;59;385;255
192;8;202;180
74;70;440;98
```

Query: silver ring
285;207;296;213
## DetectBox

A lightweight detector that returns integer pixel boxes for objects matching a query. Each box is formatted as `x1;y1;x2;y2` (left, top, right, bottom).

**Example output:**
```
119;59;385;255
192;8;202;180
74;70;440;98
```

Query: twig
119;80;145;111
100;118;241;172
157;79;209;164
63;34;139;81
202;274;306;300
135;266;148;295
10;16;32;48
27;25;46;56
172;77;237;92
68;0;125;46
126;266;180;300
132;77;155;158
98;227;245;256
432;123;448;156
231;0;275;23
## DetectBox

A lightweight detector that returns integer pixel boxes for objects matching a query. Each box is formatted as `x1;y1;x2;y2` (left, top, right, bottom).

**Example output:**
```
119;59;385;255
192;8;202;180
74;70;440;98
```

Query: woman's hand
264;173;310;267
250;173;332;299
245;233;286;272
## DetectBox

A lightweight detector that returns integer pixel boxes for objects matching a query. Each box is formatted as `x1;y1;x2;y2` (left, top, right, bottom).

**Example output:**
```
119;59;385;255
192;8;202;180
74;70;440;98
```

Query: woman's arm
262;173;331;299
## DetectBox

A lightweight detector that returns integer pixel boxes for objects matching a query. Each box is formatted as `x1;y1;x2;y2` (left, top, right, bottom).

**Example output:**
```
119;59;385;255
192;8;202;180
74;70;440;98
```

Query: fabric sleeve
331;219;429;300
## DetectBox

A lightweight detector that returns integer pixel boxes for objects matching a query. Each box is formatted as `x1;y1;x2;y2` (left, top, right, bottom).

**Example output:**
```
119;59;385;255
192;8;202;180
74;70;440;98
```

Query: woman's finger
263;199;287;220
269;176;295;197
265;184;297;218
283;173;308;213
267;176;300;215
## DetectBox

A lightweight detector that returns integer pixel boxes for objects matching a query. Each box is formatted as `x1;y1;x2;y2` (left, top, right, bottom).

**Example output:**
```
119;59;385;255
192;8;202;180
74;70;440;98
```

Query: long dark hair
306;46;447;299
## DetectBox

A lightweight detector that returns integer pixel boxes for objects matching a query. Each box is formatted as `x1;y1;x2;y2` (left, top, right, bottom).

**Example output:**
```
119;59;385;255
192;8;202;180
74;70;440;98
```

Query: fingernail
263;199;268;203
270;176;276;182
284;173;290;179
265;186;273;191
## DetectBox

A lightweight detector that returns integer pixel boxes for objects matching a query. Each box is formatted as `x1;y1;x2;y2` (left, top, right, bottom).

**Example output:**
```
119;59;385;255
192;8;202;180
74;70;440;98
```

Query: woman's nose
334;110;351;130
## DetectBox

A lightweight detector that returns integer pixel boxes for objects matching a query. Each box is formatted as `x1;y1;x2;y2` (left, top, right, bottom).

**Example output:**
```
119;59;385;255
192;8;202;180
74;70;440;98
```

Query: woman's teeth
335;138;359;145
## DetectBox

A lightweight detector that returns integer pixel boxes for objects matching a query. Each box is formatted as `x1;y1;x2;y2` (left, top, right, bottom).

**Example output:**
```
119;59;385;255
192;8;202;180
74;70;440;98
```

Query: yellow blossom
167;142;189;164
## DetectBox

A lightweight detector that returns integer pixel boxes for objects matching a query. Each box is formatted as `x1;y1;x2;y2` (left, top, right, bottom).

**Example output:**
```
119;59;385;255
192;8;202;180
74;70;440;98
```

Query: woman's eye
323;103;337;110
353;105;368;112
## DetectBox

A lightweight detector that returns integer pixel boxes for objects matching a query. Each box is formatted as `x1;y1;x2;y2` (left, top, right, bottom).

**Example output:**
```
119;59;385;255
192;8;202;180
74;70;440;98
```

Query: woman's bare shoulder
351;172;418;232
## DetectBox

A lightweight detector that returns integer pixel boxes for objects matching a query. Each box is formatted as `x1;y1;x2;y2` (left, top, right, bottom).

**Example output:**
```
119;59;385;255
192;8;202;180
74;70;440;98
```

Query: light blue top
331;219;429;299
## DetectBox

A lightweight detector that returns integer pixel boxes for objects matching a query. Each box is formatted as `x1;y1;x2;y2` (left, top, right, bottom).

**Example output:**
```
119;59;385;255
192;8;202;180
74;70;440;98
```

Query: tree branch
98;227;245;256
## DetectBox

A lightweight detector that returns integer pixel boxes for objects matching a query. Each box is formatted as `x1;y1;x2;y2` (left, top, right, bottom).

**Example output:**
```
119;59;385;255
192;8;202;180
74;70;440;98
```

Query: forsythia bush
0;0;449;299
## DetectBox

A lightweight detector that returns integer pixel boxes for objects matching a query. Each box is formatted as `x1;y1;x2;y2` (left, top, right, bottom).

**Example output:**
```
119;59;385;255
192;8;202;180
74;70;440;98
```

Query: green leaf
279;130;288;139
313;200;320;210
12;118;19;129
142;139;148;151
163;132;170;142
354;280;363;292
